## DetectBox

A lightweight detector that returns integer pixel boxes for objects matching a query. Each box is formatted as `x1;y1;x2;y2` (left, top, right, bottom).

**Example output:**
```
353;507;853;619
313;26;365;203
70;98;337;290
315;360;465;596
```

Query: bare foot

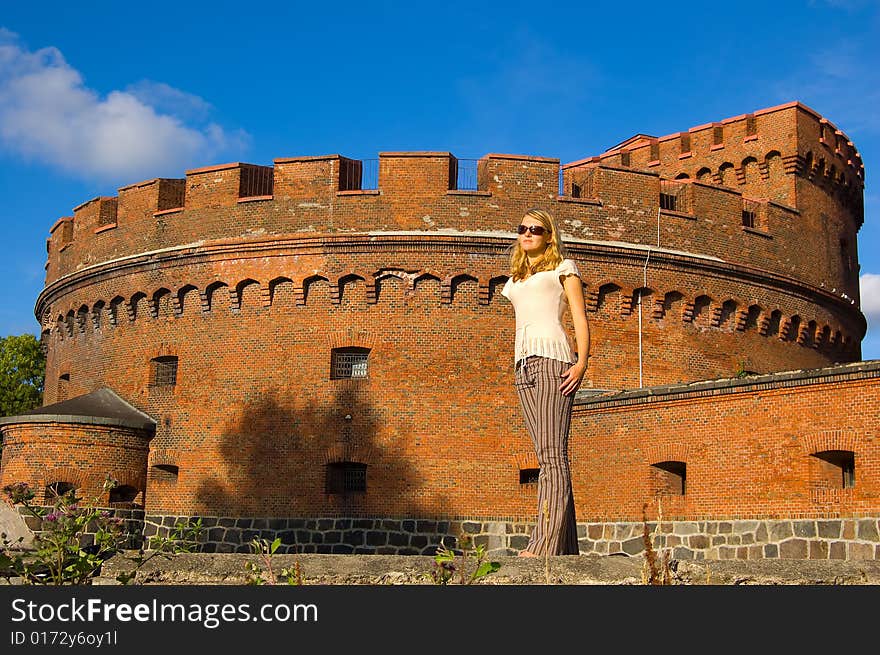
518;550;539;557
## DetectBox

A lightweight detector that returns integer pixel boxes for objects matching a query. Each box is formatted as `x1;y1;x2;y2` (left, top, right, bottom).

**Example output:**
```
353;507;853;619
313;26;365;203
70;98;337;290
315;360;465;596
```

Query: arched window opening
812;450;855;489
46;481;76;500
108;485;140;507
152;464;180;483
650;461;686;495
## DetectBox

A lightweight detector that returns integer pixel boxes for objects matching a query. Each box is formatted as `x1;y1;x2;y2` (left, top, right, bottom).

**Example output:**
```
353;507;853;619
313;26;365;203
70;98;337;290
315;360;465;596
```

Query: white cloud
860;273;880;326
0;31;249;184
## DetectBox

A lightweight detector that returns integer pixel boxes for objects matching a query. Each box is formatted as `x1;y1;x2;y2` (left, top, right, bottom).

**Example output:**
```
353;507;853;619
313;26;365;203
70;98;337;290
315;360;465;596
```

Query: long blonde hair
509;208;567;281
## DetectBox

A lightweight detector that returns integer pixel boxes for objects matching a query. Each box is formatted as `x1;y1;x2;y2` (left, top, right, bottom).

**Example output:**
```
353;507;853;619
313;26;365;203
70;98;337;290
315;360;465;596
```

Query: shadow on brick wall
194;384;442;518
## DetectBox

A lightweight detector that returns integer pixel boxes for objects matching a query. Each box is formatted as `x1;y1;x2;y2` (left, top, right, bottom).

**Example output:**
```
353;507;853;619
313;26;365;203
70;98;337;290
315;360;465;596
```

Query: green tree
0;333;45;417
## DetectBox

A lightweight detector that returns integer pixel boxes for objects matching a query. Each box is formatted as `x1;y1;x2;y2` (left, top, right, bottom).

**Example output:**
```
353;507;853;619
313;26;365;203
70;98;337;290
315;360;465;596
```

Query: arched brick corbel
651;296;666;320
620;288;637;316
512;451;539;471
643;444;691;466
681;298;696;323
778;317;791;340
478;279;491;305
322;443;375;466
583;288;599;312
801;430;859;456
326;329;377;352
782;153;802;175
440;276;453;304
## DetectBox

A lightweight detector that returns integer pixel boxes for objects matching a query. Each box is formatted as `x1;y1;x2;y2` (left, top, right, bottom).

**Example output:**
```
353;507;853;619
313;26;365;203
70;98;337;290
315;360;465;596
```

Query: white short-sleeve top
500;258;580;364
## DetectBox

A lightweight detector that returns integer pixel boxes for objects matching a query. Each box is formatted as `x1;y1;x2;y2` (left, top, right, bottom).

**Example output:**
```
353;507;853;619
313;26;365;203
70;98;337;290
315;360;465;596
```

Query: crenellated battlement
564;102;863;220
42;102;866;312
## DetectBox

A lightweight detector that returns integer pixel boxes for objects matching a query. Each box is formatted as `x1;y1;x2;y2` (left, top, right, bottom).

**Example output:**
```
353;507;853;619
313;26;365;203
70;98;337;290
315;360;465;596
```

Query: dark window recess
742;209;756;228
659;192;677;211
109;485;139;505
46;481;76;499
746;114;757;136
713;124;724;145
331;347;369;379
60;221;73;245
680;132;691;153
150;356;178;387
57;373;70;402
650;461;686;495
519;468;540;484
620;151;631;167
325;462;367;494
570;183;581;198
813;450;855;489
152;464;180;482
239;165;274;198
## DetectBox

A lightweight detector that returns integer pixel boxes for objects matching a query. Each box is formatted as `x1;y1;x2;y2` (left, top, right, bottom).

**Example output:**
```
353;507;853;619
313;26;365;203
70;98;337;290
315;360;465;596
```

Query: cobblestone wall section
143;515;880;560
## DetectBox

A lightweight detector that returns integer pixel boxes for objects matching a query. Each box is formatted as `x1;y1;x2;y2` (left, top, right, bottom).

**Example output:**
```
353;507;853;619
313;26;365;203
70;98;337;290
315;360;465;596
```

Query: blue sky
1;0;878;359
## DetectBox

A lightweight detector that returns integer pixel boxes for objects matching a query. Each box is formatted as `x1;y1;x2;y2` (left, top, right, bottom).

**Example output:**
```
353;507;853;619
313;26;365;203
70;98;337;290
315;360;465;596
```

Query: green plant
429;532;500;585
245;537;303;585
0;477;201;585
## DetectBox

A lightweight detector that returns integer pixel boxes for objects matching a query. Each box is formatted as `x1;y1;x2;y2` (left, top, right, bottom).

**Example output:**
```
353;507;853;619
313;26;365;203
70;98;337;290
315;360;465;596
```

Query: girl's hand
559;361;587;395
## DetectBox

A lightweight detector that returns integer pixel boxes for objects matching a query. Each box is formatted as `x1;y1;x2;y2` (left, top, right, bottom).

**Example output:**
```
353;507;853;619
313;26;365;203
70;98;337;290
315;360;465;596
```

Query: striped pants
514;356;579;555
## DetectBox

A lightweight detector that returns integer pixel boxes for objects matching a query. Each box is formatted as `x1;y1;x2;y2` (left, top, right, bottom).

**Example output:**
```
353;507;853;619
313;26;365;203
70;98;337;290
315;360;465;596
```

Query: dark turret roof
0;388;156;431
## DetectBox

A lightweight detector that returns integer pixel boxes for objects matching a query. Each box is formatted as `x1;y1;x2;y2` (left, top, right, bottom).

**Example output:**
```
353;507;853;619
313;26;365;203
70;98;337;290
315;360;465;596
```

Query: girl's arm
559;274;591;395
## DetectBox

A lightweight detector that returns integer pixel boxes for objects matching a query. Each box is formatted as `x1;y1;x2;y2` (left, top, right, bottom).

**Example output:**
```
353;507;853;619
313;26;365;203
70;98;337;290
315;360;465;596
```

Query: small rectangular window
519;468;540;485
742;209;756;228
150;356;178;387
331;347;369;379
713;124;724;146
57;373;70;402
746;114;757;136
326;462;367;494
680;132;691;154
650;461;686;495
239;164;274;198
659;193;677;211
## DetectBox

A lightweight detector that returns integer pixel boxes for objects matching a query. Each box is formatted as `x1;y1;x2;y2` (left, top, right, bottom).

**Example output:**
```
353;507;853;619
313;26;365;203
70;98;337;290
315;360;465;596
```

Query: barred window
742;198;760;229
659;192;677;211
325;462;367;494
331;347;369;379
150;356;178;387
519;468;540;485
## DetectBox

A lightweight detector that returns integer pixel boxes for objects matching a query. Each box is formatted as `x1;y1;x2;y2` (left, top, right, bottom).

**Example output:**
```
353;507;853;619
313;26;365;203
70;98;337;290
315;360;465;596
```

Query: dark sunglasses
517;224;548;236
